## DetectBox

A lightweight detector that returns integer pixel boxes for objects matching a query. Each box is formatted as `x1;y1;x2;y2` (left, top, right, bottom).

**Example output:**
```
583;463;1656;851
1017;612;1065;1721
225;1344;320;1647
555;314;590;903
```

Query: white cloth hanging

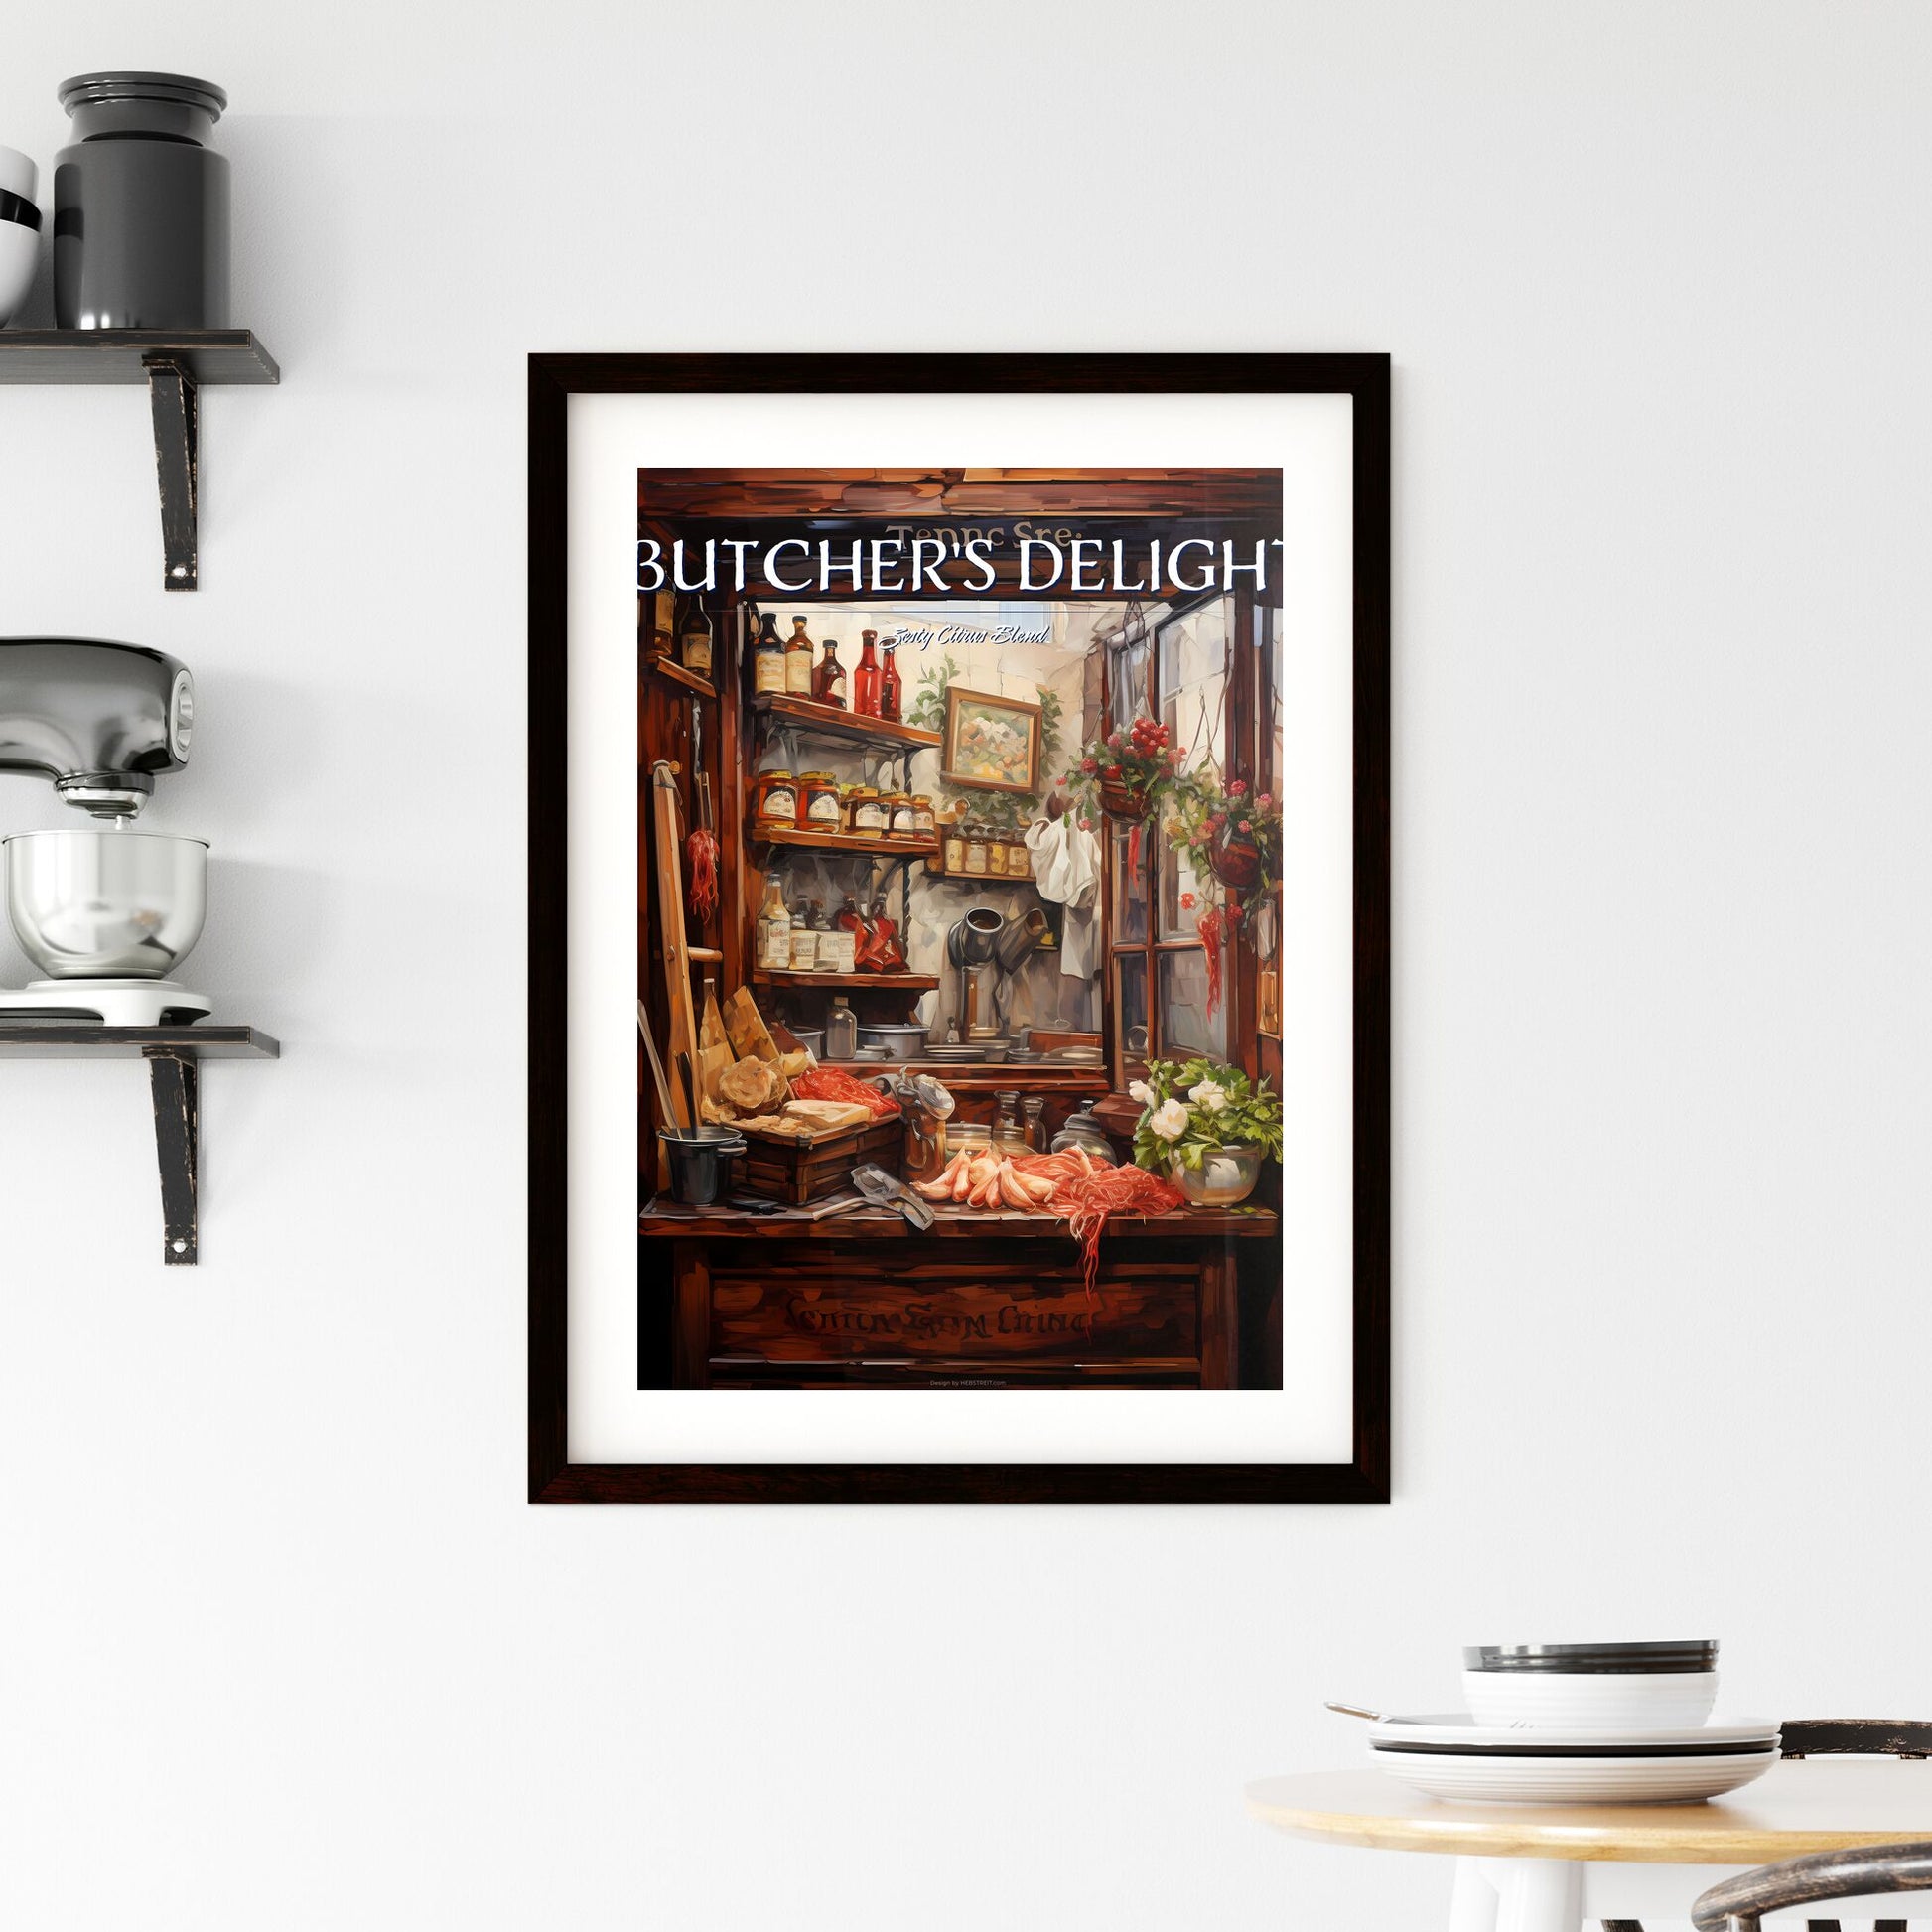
1026;813;1101;979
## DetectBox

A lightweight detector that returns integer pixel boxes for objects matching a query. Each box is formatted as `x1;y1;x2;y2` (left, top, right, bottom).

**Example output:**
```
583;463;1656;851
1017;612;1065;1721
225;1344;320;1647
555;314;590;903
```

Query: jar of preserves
962;819;989;875
845;785;887;836
986;833;1009;877
941;813;966;873
753;768;798;829
1007;838;1031;879
796;770;841;832
883;788;916;838
911;794;936;838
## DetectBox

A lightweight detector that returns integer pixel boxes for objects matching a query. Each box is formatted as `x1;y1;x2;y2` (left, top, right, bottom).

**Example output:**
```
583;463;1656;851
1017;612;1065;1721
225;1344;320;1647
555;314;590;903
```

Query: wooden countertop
1244;1763;1932;1863
640;1201;1279;1238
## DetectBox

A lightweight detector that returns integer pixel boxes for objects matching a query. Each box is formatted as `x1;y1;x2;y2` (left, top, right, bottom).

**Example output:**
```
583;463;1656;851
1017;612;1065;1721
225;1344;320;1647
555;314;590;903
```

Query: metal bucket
658;1126;746;1206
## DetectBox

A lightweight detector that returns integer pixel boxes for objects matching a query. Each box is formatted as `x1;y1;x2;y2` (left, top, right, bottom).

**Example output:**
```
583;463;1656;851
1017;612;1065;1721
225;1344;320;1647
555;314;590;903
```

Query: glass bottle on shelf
942;809;966;874
1022;1095;1047;1152
868;897;906;972
679;600;713;676
753;613;787;695
788;897;818;972
818;897;856;974
813;636;847;709
853;628;881;717
784;614;815;696
878;635;902;722
756;874;791;971
991;1091;1024;1150
825;996;858;1061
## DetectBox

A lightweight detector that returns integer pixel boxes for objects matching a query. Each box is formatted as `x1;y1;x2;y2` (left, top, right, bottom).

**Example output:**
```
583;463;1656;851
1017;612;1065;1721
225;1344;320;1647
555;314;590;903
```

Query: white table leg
1491;1859;1582;1932
1449;1859;1499;1932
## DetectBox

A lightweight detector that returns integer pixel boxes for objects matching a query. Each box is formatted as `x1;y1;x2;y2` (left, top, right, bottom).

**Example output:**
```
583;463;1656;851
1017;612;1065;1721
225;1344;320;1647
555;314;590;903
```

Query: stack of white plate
1366;1712;1781;1805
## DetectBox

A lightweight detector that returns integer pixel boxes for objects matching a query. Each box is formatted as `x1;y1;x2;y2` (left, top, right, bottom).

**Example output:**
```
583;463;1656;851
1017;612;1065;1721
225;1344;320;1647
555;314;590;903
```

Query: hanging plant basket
1098;773;1150;820
1209;819;1263;892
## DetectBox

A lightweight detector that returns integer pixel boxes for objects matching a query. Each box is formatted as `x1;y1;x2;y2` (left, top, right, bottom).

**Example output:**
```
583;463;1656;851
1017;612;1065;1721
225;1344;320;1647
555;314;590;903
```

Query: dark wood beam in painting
637;467;1283;520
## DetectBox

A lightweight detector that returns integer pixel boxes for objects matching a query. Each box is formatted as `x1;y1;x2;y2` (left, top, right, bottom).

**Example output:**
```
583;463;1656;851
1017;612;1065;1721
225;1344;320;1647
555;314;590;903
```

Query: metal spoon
1324;1701;1395;1723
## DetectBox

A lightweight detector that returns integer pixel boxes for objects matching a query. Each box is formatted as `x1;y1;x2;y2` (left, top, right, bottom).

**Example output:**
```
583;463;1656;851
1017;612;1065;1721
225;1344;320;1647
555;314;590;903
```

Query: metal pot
857;1023;927;1062
4;828;207;978
657;1126;746;1207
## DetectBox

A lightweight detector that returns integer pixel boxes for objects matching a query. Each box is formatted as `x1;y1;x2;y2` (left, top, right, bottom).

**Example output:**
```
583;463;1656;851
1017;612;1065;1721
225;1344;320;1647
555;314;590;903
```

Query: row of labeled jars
750;616;904;720
942;818;1033;879
753;768;936;840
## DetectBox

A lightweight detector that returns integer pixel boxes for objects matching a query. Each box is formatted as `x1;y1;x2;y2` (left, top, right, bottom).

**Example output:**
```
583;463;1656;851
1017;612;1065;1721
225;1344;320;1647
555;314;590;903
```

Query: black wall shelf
0;329;280;591
0;1023;280;1265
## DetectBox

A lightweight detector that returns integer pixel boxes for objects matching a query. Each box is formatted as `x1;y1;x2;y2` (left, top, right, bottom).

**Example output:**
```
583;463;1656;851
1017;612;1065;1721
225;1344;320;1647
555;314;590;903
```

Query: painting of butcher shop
637;467;1289;1390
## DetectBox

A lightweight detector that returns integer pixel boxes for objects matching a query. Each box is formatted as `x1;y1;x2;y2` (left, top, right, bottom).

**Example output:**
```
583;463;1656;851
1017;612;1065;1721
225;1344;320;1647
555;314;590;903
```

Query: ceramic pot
1209;819;1263;891
54;72;230;329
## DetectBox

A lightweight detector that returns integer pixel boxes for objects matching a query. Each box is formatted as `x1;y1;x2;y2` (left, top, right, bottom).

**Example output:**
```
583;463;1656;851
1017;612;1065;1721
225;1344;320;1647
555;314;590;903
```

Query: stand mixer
0;638;211;1025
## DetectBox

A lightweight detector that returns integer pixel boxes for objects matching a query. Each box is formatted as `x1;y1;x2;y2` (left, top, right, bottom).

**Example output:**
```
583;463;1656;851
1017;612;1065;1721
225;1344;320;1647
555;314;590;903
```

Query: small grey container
54;72;230;329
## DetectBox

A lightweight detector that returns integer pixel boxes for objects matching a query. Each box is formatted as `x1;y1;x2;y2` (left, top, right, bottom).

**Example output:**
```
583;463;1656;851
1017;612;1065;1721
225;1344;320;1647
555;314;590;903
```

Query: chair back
1780;1719;1932;1760
1691;1840;1932;1930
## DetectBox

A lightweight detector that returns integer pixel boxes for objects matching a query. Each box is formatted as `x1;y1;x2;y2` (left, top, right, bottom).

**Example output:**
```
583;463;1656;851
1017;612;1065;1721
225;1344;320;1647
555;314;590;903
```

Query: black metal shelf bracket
144;1045;201;1263
145;355;200;592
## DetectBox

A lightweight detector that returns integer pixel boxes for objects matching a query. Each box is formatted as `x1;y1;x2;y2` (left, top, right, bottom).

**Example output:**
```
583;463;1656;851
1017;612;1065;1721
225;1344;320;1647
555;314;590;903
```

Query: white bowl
0;144;36;203
0;218;39;327
1461;1669;1719;1730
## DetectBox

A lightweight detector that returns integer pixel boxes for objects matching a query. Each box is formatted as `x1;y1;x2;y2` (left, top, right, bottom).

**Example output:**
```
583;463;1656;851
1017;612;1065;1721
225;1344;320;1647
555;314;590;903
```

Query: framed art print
528;352;1390;1503
940;686;1044;796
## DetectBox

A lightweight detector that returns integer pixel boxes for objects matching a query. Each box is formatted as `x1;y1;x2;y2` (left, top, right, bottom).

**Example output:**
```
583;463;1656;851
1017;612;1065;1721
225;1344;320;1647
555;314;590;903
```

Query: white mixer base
0;980;213;1026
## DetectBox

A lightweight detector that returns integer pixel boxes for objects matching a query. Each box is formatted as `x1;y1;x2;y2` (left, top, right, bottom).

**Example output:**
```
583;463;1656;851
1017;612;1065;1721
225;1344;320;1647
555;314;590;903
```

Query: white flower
1188;1078;1228;1113
1128;1079;1155;1107
1149;1098;1191;1142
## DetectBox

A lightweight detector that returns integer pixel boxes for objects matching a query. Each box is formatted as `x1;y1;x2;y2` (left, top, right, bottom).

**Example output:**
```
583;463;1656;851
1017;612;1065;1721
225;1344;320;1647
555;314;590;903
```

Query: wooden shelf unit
750;970;940;992
0;329;280;591
750;693;940;753
749;825;938;858
645;654;717;699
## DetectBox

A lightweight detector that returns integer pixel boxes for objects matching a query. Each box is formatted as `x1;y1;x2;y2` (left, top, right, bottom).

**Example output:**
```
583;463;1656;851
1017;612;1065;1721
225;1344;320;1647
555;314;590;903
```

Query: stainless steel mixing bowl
4;828;207;978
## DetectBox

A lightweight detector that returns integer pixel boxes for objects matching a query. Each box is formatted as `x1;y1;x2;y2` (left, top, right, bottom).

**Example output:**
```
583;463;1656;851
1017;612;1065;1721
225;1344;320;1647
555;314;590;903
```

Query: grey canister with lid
54;72;231;329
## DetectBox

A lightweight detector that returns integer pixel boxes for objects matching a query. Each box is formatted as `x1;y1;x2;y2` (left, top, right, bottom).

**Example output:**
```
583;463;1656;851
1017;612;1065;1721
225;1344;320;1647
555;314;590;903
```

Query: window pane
1157;598;1228;779
1112;825;1148;944
1158;597;1229;936
1159;817;1209;942
1116;952;1149;1065
1158;947;1226;1061
1108;632;1151;730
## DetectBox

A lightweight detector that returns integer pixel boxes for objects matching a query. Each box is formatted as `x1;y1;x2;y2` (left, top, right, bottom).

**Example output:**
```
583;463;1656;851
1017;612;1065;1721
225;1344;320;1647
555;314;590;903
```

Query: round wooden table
1246;1764;1932;1930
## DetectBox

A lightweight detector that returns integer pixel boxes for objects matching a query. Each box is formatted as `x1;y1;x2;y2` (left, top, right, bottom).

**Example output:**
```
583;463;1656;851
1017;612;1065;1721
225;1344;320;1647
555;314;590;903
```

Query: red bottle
838;893;879;970
852;629;881;717
812;638;847;709
878;636;902;723
867;898;906;972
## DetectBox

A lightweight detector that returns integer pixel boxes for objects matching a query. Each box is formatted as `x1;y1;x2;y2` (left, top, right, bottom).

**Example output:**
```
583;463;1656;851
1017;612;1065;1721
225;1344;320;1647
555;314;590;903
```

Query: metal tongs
851;1164;935;1231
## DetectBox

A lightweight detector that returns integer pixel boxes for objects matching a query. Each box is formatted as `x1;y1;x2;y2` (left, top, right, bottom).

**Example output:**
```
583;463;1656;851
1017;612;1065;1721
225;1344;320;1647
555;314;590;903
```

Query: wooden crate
737;1115;902;1206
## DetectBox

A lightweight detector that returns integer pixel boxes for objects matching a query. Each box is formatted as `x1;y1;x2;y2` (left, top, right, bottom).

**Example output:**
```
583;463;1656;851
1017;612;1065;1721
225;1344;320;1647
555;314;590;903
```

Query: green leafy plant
1128;1057;1284;1173
908;657;1063;826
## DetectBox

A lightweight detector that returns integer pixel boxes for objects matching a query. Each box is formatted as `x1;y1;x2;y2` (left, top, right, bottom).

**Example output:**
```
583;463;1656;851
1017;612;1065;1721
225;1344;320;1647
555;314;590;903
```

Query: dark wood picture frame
940;685;1045;795
529;352;1391;1504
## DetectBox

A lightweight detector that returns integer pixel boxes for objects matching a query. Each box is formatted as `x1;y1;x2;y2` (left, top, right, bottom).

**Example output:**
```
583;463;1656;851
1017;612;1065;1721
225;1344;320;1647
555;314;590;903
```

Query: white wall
4;5;1930;1928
